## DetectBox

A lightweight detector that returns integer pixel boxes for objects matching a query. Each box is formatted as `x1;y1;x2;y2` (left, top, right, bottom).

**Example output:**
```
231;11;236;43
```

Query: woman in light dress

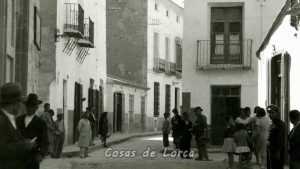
252;107;270;169
77;112;92;158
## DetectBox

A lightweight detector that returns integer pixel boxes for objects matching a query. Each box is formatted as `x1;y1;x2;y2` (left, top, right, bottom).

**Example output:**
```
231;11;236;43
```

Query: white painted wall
183;0;285;123
106;80;147;132
47;0;106;143
258;15;300;112
147;0;183;123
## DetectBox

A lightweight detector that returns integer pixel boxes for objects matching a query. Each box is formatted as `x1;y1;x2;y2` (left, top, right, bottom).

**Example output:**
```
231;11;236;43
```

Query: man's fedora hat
266;104;279;113
0;83;23;104
24;93;42;106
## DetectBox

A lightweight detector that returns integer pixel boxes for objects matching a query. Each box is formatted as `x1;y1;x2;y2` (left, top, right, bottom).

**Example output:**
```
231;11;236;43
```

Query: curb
62;132;161;158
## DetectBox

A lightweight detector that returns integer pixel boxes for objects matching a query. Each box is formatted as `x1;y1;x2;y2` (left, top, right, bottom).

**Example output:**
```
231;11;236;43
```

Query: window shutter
165;85;171;114
154;82;160;117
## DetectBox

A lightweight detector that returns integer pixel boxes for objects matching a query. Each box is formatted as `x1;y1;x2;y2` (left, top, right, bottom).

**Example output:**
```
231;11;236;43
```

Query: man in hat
193;106;210;161
17;93;49;169
171;108;183;150
288;110;300;169
266;105;285;169
0;83;36;169
40;103;57;156
53;112;65;158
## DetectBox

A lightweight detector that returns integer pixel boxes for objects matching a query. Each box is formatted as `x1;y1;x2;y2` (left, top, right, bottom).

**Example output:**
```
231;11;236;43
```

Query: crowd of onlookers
0;82;110;169
161;105;300;169
221;105;300;169
162;107;211;160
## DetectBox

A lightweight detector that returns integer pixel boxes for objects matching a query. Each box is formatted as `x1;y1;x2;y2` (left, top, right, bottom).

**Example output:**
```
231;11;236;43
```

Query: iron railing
153;58;177;76
196;39;253;70
64;3;84;37
84;18;94;44
78;18;95;48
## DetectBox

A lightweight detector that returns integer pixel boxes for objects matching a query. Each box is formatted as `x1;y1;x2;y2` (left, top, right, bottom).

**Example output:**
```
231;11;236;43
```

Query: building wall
183;0;285;123
0;0;10;85
39;0;57;102
106;79;147;133
15;0;40;94
146;0;183;131
258;15;300;112
40;0;107;144
106;0;148;87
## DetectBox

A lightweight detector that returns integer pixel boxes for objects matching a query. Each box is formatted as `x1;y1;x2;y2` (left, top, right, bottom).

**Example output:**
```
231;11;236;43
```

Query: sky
172;0;184;7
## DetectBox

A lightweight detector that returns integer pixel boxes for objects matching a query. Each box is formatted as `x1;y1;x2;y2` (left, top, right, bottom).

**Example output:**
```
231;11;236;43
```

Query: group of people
222;105;300;169
0;83;54;169
162;107;210;160
77;109;110;158
0;82;110;169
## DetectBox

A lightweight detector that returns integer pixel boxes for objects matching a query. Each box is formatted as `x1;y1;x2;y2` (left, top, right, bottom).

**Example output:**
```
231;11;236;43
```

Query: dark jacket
0;110;31;169
16;114;49;158
171;115;183;137
98;115;108;136
267;118;285;169
289;122;300;161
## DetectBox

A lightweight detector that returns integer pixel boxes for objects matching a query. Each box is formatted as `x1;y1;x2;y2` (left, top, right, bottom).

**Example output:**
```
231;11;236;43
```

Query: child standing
162;112;171;150
77;112;92;158
234;123;251;169
222;116;236;169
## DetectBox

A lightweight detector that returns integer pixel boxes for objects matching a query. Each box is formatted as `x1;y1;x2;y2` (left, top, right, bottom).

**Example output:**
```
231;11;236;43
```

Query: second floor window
211;7;242;64
153;32;159;58
165;37;170;61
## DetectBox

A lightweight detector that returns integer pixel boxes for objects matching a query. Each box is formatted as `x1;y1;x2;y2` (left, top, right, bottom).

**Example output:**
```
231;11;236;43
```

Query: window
154;82;160;117
165;37;170;61
5;55;14;83
154;32;159;58
175;38;182;72
155;3;158;10
166;10;169;17
176;16;180;23
129;94;134;129
211;7;242;64
165;84;171;114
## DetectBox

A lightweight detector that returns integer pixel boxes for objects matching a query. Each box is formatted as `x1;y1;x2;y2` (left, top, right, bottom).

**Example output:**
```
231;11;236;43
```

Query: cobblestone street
40;136;272;169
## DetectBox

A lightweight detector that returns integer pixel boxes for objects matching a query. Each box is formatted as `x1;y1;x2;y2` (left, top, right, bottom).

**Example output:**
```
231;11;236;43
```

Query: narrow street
41;135;261;169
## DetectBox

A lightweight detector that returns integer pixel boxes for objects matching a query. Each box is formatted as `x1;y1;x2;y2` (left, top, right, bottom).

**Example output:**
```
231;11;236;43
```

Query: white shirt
25;114;35;127
1;109;17;129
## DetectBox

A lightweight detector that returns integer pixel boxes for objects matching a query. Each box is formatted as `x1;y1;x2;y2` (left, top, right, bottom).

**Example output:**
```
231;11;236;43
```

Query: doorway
113;92;123;132
73;82;83;143
211;86;241;145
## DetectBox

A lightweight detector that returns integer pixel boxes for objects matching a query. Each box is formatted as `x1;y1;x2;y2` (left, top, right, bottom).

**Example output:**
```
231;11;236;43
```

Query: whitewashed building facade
257;0;300;125
39;0;107;144
183;0;284;144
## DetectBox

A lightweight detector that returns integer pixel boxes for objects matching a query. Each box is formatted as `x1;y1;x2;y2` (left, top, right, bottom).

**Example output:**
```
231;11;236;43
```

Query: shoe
195;158;204;161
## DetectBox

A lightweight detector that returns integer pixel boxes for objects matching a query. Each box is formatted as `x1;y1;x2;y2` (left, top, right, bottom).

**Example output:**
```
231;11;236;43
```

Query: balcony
196;39;253;70
166;62;177;75
153;57;167;72
63;3;84;38
78;18;95;48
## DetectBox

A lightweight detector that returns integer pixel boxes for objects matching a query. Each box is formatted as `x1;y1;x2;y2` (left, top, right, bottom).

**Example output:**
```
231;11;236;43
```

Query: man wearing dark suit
0;83;36;169
267;105;285;169
17;93;49;169
289;110;300;169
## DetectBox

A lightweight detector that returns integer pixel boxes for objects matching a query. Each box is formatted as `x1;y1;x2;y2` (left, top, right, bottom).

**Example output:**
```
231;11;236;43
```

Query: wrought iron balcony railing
166;62;176;75
154;57;178;76
153;57;167;72
78;18;95;48
196;39;253;70
64;3;84;38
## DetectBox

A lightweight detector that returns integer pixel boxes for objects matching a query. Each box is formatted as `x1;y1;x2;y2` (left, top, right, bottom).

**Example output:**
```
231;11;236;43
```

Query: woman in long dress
252;107;270;169
78;112;92;158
